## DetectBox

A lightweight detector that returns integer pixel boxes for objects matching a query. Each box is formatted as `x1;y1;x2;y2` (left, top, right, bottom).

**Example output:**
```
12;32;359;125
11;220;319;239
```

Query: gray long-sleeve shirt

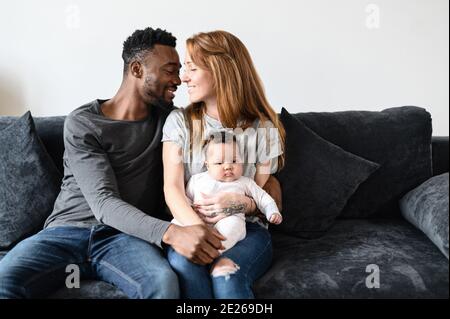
44;99;172;247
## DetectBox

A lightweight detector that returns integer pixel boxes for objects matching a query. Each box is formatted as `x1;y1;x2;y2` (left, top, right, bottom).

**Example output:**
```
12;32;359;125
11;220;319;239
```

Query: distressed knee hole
210;257;240;280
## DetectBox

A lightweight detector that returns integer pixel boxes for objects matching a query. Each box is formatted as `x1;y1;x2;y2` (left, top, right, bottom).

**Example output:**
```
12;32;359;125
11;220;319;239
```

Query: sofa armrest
432;136;449;176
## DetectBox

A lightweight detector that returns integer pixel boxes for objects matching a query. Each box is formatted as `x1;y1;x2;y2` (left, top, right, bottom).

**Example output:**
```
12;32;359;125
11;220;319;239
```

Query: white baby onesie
172;171;280;252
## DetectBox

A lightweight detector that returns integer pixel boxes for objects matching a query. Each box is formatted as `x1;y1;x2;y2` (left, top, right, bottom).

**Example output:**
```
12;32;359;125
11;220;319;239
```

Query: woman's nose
181;71;189;83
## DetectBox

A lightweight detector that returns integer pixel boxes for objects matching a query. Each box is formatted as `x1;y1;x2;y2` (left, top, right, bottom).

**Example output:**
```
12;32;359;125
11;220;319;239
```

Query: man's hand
162;224;226;265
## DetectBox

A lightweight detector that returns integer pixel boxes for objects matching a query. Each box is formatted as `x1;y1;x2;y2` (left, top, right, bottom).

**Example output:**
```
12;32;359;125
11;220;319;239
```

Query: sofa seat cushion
48;280;128;299
256;219;449;298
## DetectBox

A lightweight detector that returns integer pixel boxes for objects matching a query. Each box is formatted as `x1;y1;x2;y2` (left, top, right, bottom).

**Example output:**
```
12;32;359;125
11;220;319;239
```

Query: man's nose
174;74;182;86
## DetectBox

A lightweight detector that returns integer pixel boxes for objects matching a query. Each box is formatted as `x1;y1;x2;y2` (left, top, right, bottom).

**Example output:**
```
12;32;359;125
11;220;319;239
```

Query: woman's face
181;51;215;104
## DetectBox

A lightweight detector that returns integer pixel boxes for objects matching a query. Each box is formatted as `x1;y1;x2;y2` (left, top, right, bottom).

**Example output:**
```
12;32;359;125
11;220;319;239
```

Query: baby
172;131;282;252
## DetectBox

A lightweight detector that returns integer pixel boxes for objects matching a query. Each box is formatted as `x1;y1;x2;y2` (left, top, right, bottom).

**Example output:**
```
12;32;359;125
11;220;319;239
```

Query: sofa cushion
0;250;8;261
0;116;65;174
400;173;449;259
274;108;380;238
0;112;62;249
255;219;449;298
295;106;432;218
33;117;66;174
48;280;128;299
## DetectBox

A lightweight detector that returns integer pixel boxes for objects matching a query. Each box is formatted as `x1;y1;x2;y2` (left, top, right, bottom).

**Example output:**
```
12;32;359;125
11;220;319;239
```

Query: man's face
140;44;182;108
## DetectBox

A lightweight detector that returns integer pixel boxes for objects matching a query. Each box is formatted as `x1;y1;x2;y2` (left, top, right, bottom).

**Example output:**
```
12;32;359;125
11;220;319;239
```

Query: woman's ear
204;161;209;169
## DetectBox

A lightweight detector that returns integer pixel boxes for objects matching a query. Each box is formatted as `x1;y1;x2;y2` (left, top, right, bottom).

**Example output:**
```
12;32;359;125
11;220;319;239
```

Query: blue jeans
167;222;273;299
0;225;179;299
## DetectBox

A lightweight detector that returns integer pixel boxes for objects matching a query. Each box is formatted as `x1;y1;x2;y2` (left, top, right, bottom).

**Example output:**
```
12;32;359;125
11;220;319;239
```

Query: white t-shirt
161;108;282;182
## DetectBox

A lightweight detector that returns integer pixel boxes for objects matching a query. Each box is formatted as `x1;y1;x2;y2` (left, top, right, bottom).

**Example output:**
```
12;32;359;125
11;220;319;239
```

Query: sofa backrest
1;112;447;178
1;108;448;219
432;136;449;176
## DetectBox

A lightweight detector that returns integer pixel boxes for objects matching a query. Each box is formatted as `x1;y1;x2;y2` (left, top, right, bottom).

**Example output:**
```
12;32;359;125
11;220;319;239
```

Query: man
0;27;225;299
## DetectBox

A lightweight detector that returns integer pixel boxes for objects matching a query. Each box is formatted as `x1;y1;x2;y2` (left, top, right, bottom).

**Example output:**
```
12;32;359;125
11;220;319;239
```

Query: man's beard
151;96;174;109
144;77;174;109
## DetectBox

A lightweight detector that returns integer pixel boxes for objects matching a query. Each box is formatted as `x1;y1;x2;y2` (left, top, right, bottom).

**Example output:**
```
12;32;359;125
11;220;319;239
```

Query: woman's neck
205;99;220;121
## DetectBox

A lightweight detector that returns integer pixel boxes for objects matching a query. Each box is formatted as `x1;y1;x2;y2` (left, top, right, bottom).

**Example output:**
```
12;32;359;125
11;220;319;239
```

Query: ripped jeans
167;222;273;299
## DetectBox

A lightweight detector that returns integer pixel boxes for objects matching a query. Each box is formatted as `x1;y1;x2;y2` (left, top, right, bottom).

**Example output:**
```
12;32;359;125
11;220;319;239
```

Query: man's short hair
122;27;176;73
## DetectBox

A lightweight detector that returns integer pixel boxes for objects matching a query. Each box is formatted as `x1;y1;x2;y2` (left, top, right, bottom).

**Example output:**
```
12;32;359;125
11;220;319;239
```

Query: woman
162;30;285;298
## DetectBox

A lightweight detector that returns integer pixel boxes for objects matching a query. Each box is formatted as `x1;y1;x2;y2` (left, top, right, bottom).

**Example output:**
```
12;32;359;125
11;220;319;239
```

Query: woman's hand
193;192;252;224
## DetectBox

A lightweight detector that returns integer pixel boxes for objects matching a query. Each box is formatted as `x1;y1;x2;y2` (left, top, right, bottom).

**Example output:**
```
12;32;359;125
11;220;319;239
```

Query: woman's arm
255;160;271;187
256;160;282;212
163;141;204;225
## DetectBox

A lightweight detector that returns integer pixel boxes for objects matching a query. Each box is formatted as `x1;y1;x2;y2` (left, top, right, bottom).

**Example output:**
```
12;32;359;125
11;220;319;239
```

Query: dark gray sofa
0;107;448;299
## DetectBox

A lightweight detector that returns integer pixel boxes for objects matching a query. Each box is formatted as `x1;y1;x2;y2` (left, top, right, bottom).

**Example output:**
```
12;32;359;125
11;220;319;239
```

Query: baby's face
205;142;244;182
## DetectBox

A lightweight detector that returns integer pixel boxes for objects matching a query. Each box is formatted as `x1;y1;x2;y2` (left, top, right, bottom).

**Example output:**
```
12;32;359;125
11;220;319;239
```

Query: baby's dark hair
204;131;239;158
122;27;176;73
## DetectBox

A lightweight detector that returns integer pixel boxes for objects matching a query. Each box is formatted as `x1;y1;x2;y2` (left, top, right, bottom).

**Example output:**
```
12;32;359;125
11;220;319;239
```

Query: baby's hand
269;213;283;225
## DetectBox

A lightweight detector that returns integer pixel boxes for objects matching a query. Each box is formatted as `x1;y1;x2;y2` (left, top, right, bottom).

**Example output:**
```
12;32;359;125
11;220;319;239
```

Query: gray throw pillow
274;108;380;238
0;111;61;249
295;106;432;218
400;173;449;259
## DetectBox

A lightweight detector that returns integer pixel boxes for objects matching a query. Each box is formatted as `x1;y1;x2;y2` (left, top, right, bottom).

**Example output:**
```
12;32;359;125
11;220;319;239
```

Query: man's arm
64;115;170;247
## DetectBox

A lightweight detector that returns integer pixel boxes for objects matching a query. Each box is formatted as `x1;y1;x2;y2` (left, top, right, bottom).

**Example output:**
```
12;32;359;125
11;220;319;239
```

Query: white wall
0;0;448;135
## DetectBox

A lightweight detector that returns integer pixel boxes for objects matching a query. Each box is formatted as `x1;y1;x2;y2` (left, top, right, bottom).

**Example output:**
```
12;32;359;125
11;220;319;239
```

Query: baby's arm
243;177;282;224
